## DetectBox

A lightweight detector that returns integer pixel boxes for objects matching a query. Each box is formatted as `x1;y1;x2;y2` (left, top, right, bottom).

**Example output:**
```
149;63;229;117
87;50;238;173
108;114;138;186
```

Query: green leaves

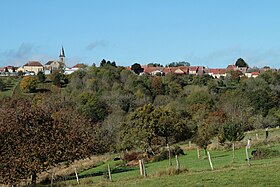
119;104;191;151
77;92;108;123
221;120;245;142
235;58;249;68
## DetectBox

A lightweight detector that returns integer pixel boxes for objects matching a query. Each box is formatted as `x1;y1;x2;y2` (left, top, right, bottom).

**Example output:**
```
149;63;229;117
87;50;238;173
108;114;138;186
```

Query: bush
251;147;280;160
20;76;37;93
123;151;140;162
153;146;185;162
0;79;6;91
37;71;46;82
155;168;188;177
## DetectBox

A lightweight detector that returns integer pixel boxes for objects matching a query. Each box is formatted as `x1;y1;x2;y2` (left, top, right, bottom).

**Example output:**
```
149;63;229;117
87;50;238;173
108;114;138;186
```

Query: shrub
153;146;185;162
251;147;280;160
20;76;37;93
123;151;139;162
155;168;188;177
0;79;6;91
37;71;46;82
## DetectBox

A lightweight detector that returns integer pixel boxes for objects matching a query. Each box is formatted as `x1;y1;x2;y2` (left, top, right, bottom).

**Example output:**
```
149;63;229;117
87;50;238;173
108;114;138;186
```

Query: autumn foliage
19;76;37;93
0;97;100;186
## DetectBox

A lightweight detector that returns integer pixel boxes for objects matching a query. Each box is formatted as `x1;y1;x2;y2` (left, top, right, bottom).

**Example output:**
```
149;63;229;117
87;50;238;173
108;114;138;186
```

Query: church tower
59;46;66;66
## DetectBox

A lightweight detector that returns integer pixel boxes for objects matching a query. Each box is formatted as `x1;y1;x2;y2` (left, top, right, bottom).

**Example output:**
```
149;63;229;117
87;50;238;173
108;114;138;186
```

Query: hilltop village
0;47;83;76
0;46;277;79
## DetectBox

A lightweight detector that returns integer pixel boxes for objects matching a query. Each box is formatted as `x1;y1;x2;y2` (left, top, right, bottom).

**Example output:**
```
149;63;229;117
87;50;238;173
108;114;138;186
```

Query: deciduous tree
20;76;37;93
0;98;99;186
220;120;245;160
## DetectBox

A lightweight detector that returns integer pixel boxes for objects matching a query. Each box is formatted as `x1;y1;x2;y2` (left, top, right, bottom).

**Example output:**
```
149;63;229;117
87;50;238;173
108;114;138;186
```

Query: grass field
45;145;280;187
0;77;21;98
37;128;280;187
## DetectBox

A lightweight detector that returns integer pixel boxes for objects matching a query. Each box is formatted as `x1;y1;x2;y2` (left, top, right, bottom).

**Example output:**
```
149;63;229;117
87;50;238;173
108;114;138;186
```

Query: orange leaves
19;76;37;93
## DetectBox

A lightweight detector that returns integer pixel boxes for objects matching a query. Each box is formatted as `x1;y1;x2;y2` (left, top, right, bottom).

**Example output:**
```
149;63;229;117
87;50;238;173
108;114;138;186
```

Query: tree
152;107;179;145
52;71;68;87
77;92;108;123
147;63;163;67
131;63;144;75
119;104;191;152
17;70;24;76
119;104;156;151
37;71;46;82
235;58;248;67
194;122;214;156
100;59;117;67
220;120;245;160
20;76;37;93
151;76;164;96
227;70;243;83
166;61;190;67
0;98;99;186
219;90;252;130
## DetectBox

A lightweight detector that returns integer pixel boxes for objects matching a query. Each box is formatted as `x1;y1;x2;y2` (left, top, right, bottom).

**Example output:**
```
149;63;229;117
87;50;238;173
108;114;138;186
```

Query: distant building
45;60;60;71
208;68;227;79
64;64;85;75
245;72;260;78
23;61;44;74
45;46;66;73
59;46;66;67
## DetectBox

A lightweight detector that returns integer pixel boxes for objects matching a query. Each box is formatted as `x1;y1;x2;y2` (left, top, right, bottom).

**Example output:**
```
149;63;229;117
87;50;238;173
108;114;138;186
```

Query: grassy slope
0;77;21;98
45;142;280;187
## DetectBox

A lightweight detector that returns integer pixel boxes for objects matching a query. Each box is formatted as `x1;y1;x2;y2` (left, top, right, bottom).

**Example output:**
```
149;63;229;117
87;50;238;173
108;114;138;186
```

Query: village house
45;60;62;72
141;65;165;76
208;68;227;79
140;65;190;76
64;64;85;74
22;61;44;74
245;71;260;78
0;66;18;76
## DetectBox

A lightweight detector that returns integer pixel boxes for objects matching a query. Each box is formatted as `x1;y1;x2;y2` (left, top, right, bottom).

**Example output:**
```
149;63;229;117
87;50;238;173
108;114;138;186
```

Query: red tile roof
72;63;85;68
189;66;199;72
143;66;164;73
251;72;260;76
162;66;189;74
210;68;226;74
227;65;236;71
24;61;43;67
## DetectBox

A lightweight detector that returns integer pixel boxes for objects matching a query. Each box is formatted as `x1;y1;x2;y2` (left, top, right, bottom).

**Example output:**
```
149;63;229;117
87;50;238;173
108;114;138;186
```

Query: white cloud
0;43;37;67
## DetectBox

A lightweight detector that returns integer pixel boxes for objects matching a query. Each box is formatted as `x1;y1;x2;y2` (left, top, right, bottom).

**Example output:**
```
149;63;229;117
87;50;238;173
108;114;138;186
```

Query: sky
1;0;280;68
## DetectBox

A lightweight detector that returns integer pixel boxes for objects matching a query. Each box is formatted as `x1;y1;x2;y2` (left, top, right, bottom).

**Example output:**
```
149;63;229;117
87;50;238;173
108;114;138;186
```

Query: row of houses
0;47;83;76
138;64;276;79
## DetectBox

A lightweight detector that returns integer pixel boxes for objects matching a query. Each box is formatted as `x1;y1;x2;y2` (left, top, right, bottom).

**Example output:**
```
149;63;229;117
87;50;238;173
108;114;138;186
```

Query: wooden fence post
142;159;147;177
245;146;251;166
197;146;200;159
74;168;79;185
139;160;143;176
108;164;112;182
175;155;180;171
207;151;214;171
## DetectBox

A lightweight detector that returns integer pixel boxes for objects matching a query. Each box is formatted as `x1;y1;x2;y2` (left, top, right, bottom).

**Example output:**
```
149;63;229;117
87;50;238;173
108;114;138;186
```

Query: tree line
1;60;280;185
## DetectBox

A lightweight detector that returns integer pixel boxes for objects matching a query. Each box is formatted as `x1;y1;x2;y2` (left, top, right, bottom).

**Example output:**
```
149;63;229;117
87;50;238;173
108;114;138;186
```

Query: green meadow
38;128;280;187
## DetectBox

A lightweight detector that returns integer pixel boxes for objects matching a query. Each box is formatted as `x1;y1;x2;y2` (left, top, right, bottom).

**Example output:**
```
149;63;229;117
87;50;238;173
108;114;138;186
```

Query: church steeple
59;46;65;67
59;46;65;58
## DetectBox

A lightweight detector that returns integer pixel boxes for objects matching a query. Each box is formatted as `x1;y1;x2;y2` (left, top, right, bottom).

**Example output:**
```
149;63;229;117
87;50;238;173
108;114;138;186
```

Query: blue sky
1;0;280;68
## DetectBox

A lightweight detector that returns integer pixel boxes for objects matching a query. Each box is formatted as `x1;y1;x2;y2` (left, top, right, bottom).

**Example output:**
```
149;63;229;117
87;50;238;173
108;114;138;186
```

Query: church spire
59;46;65;58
